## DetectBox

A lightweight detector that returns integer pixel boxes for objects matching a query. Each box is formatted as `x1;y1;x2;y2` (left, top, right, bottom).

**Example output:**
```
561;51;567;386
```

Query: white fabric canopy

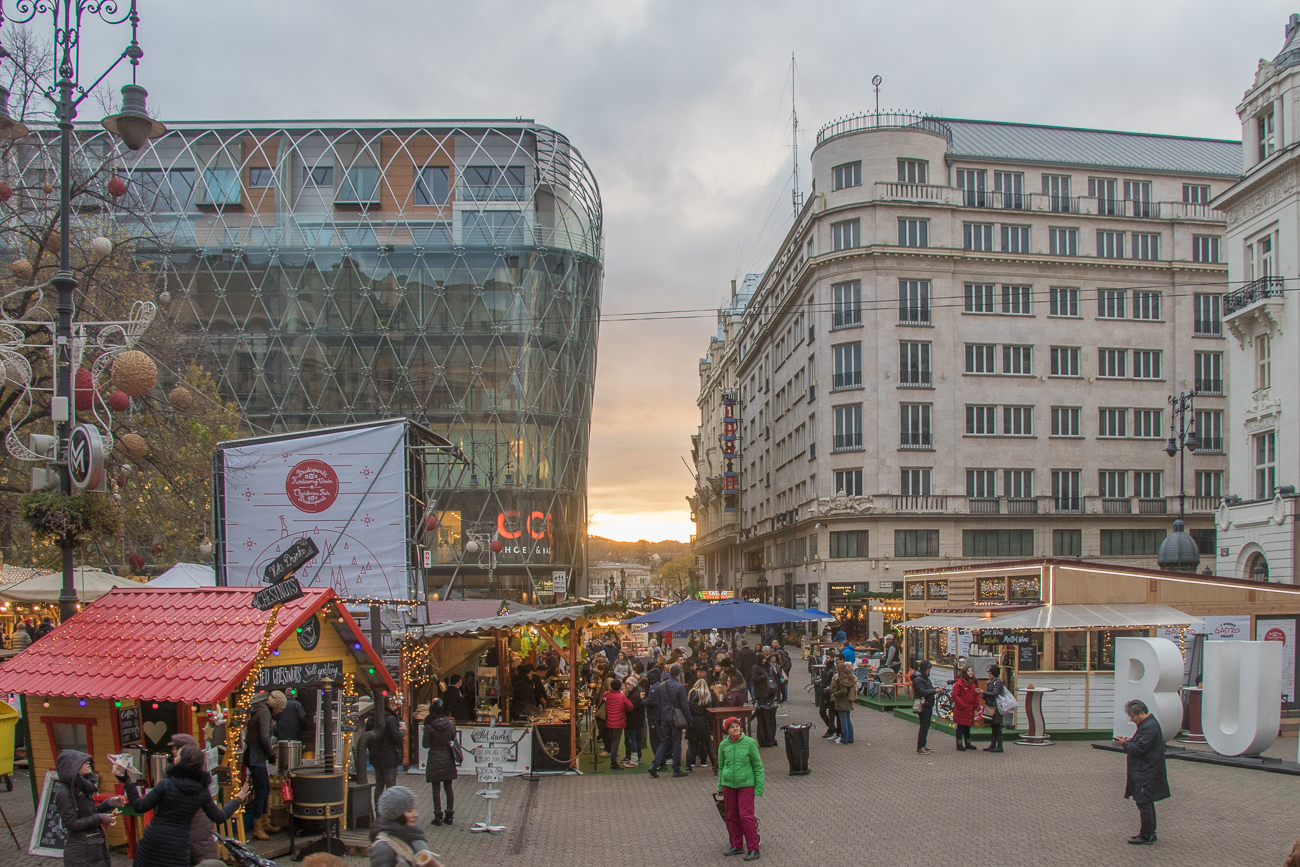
0;567;141;603
981;603;1200;631
904;612;1001;629
402;604;588;640
147;563;216;588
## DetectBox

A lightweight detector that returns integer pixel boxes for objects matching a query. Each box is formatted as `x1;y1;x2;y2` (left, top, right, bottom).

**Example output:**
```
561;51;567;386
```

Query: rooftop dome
1274;14;1300;69
1157;519;1201;572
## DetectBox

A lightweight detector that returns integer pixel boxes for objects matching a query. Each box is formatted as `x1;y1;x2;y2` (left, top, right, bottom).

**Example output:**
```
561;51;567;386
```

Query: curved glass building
40;120;603;601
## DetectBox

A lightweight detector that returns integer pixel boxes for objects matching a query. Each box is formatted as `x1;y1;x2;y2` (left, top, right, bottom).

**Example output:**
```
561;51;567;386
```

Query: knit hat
722;716;741;731
267;691;287;711
377;785;416;821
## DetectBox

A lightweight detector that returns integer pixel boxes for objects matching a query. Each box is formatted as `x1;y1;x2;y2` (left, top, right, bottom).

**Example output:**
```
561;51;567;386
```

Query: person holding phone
1116;699;1169;845
53;750;125;867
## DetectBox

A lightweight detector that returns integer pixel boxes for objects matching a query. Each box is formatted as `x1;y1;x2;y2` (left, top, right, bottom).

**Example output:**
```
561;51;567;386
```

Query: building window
1101;529;1164;556
1193;294;1222;336
1003;405;1033;436
1053;529;1082;557
832;281;862;328
1183;184;1211;204
1192;236;1220;264
1050;286;1080;317
305;164;334;187
833;404;863;451
966;404;996;435
965;282;995;313
1001;284;1031;314
900;468;932;497
1097;230;1124;259
1259;109;1277;161
1043;174;1072;211
1002;345;1032;375
1098;349;1127;378
832;343;862;389
964;223;994;251
956;168;987;207
1195;410;1223;452
965;343;996;374
899;341;931;386
898;218;929;247
1053;470;1082;511
832;219;861;251
1001;224;1030;253
964;529;1034;557
900;403;932;448
967;469;997;498
1090;177;1118;215
413;166;451;206
829;530;869;559
1134;471;1162;499
899;280;930;324
1050;346;1080;377
834;469;864;496
1133;409;1163;439
1124;180;1153;218
1255;431;1276;499
1049;227;1078;256
1098;408;1127;438
1132;291;1161;320
994;171;1025;209
1257;334;1272;390
895;529;939;557
833;161;862;190
1132;232;1160;261
1132;350;1162;380
247;167;273;188
1099;470;1128;499
1195;471;1222;498
1252;233;1276;280
897;159;928;184
1051;407;1081;437
1098;289;1126;319
1005;469;1033;499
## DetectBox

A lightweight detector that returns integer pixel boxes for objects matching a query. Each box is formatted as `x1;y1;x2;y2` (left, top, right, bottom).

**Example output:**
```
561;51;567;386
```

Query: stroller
214;833;282;867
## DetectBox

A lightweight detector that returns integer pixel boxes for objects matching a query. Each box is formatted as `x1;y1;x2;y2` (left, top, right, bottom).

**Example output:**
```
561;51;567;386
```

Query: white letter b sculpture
1202;640;1282;757
1113;637;1183;743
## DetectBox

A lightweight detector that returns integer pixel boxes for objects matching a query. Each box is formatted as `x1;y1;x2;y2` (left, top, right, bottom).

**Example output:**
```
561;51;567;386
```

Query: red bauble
127;552;146;571
490;540;504;553
107;176;127;198
115;474;127;488
74;368;98;411
108;390;130;413
0;183;12;203
151;542;164;556
424;515;438;532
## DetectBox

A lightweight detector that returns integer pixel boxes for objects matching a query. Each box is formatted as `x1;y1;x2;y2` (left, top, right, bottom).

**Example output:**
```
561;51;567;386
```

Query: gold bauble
168;385;193;411
9;259;31;280
115;565;130;578
119;432;147;460
110;350;157;398
43;230;59;254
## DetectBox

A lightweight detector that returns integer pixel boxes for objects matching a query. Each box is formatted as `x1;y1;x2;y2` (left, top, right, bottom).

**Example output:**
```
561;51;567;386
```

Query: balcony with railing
866;184;1225;222
1196;437;1224;454
1225;276;1284;315
899;370;932;388
832;432;863;452
899;431;933;450
1103;498;1132;514
832;371;863;390
1193;318;1223;337
831;309;863;329
1138;498;1167;515
1194;378;1223;395
817;112;954;147
891;495;949;512
1225;276;1285;342
968;497;999;514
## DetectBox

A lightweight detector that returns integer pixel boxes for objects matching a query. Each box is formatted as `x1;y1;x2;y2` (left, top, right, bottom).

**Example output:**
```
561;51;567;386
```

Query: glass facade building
37;121;603;601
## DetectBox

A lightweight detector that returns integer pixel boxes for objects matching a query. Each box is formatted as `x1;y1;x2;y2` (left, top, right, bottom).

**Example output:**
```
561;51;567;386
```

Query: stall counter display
476;666;501;723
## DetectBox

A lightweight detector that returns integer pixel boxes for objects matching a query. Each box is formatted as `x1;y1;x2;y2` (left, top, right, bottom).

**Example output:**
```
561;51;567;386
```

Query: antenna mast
791;52;803;218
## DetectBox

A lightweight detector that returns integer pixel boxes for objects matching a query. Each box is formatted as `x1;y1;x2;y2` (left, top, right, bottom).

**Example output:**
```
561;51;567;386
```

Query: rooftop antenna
873;75;883;116
791;52;803;218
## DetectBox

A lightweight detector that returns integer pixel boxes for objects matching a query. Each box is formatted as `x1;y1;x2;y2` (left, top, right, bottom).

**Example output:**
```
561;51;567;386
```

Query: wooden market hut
0;585;395;851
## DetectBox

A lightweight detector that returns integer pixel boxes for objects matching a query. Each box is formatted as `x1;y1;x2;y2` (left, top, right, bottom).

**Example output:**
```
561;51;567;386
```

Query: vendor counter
414;721;576;777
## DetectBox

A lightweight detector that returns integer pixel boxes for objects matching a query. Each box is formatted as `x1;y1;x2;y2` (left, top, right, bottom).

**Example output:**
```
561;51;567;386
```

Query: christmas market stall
0;585;394;857
400;604;587;776
901;559;1300;736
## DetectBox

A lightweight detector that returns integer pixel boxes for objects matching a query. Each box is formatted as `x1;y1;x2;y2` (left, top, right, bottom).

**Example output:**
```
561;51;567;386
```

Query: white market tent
904;603;1200;631
0;567;142;603
147;563;216;588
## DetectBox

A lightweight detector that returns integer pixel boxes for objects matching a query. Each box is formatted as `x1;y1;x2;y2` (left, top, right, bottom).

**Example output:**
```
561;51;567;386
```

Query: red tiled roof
0;586;394;703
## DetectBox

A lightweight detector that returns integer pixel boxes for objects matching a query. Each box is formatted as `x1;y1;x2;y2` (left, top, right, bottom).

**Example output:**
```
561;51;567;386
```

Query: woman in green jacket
716;717;764;861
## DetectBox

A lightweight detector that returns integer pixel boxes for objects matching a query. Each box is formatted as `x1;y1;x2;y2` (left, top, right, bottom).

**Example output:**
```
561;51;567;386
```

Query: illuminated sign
696;590;733;601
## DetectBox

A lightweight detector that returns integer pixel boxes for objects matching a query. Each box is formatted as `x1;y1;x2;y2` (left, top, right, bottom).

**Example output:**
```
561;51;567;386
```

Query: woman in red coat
951;666;980;751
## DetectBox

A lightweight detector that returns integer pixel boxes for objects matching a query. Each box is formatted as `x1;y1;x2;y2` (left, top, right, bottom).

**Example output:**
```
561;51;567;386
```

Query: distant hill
588;535;691;565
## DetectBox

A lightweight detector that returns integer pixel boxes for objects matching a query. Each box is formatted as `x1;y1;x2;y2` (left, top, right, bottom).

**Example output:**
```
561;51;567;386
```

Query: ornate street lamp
1159;390;1201;572
2;0;167;621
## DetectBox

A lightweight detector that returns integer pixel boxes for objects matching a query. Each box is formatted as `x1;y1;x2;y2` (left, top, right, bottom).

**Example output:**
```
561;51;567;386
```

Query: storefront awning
402;604;587;640
904;612;1003;629
981;603;1201;631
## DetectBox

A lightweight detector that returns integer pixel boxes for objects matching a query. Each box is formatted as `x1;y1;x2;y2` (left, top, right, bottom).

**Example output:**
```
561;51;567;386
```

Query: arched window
1248;553;1270;581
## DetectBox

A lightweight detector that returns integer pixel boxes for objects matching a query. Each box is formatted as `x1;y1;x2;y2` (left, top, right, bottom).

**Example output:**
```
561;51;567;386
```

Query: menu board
117;705;141;747
1257;617;1299;706
29;770;66;857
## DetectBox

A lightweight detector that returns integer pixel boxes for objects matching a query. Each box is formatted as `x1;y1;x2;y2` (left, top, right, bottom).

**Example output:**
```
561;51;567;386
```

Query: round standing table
1179;686;1207;743
1015;687;1056;745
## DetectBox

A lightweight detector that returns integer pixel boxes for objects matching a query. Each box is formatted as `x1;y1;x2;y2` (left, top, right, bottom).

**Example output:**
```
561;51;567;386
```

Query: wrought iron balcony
1194;378;1222;395
832;433;863;452
1225;276;1284;314
832;371;863;390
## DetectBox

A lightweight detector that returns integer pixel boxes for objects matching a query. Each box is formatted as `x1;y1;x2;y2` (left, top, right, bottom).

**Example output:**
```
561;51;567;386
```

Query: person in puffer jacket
53;750;124;867
716;716;764;861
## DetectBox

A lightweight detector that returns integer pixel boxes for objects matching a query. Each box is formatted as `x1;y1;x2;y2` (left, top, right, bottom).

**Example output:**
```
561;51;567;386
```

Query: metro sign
68;424;105;493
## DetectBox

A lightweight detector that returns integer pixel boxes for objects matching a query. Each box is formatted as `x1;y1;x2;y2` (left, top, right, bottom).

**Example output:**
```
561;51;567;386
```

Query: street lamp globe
101;84;165;150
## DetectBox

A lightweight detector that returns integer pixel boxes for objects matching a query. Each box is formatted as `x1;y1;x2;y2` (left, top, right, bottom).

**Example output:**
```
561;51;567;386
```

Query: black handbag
673;707;689;728
712;791;726;822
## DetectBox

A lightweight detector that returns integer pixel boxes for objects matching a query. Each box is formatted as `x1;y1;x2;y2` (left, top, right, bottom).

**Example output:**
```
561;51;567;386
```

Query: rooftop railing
816;111;954;147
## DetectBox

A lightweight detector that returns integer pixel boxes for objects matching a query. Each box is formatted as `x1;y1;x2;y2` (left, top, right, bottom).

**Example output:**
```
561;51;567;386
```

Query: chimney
730;279;737;299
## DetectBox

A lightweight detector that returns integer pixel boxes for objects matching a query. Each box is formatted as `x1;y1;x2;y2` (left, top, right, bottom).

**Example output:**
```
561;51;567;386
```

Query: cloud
91;0;1288;541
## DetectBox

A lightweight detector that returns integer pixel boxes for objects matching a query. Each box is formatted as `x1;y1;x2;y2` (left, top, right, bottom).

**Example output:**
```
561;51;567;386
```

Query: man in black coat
1116;699;1170;845
370;695;406;811
735;641;758;700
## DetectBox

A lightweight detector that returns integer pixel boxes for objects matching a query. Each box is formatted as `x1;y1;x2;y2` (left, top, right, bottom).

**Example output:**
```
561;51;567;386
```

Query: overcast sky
59;0;1295;541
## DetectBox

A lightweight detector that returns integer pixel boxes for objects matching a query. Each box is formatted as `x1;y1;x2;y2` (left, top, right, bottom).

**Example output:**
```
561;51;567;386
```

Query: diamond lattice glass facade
41;121;603;600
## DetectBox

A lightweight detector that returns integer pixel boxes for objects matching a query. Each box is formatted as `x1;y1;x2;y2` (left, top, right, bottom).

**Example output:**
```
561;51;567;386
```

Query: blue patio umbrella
622;597;705;625
802;608;833;619
644;598;824;633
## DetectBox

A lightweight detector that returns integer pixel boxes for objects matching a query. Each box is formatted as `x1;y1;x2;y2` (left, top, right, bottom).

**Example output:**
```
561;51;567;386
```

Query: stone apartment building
692;111;1241;612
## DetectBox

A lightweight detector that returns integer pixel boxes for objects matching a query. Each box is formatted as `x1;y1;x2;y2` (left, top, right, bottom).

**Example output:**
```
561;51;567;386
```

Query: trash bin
781;723;810;776
754;703;778;748
0;701;17;791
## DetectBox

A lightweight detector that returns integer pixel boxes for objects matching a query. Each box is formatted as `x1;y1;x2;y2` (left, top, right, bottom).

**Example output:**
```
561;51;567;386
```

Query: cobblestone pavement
3;683;1298;866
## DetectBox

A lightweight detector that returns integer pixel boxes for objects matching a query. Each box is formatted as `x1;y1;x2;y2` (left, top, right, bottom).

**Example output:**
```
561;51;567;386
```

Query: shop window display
1055;630;1088;671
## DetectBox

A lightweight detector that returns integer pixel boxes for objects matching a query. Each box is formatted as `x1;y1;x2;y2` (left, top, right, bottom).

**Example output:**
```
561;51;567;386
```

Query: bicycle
934;680;955;720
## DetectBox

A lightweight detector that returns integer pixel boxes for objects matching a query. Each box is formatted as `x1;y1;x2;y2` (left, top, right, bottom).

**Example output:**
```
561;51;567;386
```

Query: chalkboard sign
1019;643;1038;671
29;770;67;857
118;705;141;746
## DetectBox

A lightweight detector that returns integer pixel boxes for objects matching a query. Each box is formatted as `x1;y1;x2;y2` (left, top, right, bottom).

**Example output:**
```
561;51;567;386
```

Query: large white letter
1113;637;1183;742
1202;640;1282;757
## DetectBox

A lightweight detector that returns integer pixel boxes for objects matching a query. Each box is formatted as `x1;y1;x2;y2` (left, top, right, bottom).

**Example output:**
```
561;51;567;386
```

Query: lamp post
1159;390;1201;572
2;0;166;622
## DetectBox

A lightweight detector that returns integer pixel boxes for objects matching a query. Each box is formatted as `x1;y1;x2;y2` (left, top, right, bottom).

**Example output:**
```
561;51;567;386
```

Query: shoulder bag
996;686;1018;714
593;699;607;722
912;697;924;713
449;739;464;765
673;706;689;728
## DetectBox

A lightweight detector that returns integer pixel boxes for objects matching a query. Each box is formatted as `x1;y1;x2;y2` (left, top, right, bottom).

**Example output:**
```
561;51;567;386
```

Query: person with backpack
818;658;840;739
911;659;937;755
829;661;858;744
648;663;692;778
769;641;791;703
